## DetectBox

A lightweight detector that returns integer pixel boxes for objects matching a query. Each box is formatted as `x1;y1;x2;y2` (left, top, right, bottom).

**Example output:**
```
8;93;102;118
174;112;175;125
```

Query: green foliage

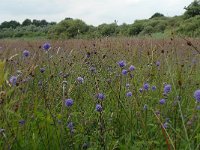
150;12;165;19
48;19;89;39
97;23;118;36
184;0;200;18
176;15;200;37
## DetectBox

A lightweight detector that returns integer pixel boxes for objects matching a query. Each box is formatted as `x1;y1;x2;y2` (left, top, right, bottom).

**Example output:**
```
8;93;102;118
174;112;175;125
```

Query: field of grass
0;37;200;149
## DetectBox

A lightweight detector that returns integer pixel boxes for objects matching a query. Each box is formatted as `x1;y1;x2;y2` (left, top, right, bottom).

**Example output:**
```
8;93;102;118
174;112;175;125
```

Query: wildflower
126;91;132;97
65;99;74;107
19;120;25;125
40;68;45;73
196;105;200;110
143;83;149;90
139;88;143;93
96;104;103;112
156;61;160;67
90;67;96;73
152;86;156;91
67;122;74;133
159;99;166;105
164;84;171;94
97;93;105;100
9;76;17;86
77;77;84;83
143;104;148;110
129;65;135;71
117;60;126;68
163;122;168;129
43;43;50;51
194;90;200;102
122;69;128;75
126;83;130;88
23;50;30;57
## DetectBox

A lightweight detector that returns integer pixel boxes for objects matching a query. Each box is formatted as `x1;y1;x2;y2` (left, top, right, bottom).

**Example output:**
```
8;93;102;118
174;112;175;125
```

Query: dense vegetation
0;37;200;149
0;0;199;39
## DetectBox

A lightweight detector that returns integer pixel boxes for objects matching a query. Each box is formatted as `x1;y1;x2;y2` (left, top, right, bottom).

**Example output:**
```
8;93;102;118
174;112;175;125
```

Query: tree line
0;0;199;39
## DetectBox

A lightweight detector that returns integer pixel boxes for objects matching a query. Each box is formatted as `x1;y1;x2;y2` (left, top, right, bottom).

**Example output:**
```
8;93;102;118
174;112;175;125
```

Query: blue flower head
194;90;200;102
97;93;105;100
152;86;156;91
77;77;84;83
126;91;132;97
9;76;17;86
65;99;74;107
43;43;50;51
143;83;150;90
164;84;171;94
159;99;166;105
23;50;30;57
118;60;126;68
96;104;103;112
129;65;135;71
122;69;128;75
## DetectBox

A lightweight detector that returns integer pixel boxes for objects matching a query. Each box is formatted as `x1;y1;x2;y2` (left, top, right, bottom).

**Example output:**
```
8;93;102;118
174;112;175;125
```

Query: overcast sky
0;0;192;26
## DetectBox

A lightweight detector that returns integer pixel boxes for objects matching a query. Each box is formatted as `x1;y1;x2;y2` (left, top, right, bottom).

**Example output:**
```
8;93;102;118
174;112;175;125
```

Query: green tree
22;19;32;26
150;13;164;19
184;0;200;18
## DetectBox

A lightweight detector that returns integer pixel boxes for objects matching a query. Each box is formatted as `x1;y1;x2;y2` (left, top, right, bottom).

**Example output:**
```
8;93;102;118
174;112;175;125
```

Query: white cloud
0;0;193;25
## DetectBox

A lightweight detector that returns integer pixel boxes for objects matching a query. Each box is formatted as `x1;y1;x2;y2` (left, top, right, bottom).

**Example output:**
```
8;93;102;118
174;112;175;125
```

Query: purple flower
90;67;96;73
77;77;84;83
43;43;51;51
117;60;126;68
40;68;45;73
194;90;200;102
164;84;171;94
143;104;148;110
152;86;156;91
159;99;166;105
67;122;74;133
97;93;105;100
65;99;74;107
23;50;30;57
19;120;25;125
143;83;150;90
196;105;200;110
126;91;132;97
163;122;168;129
9;76;17;86
96;104;103;112
122;69;128;75
129;65;135;71
139;88;143;93
156;61;160;67
126;83;130;88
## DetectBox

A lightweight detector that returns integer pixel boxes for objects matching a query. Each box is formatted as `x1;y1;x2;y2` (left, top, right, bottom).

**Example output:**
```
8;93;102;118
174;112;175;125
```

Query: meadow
0;37;200;149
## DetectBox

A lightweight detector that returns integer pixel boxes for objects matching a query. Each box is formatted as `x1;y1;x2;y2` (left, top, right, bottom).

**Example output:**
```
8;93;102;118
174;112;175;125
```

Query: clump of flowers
65;99;74;107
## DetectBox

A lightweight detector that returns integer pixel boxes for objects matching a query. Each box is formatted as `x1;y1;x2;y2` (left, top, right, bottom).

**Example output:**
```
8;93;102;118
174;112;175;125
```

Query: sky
0;0;193;26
